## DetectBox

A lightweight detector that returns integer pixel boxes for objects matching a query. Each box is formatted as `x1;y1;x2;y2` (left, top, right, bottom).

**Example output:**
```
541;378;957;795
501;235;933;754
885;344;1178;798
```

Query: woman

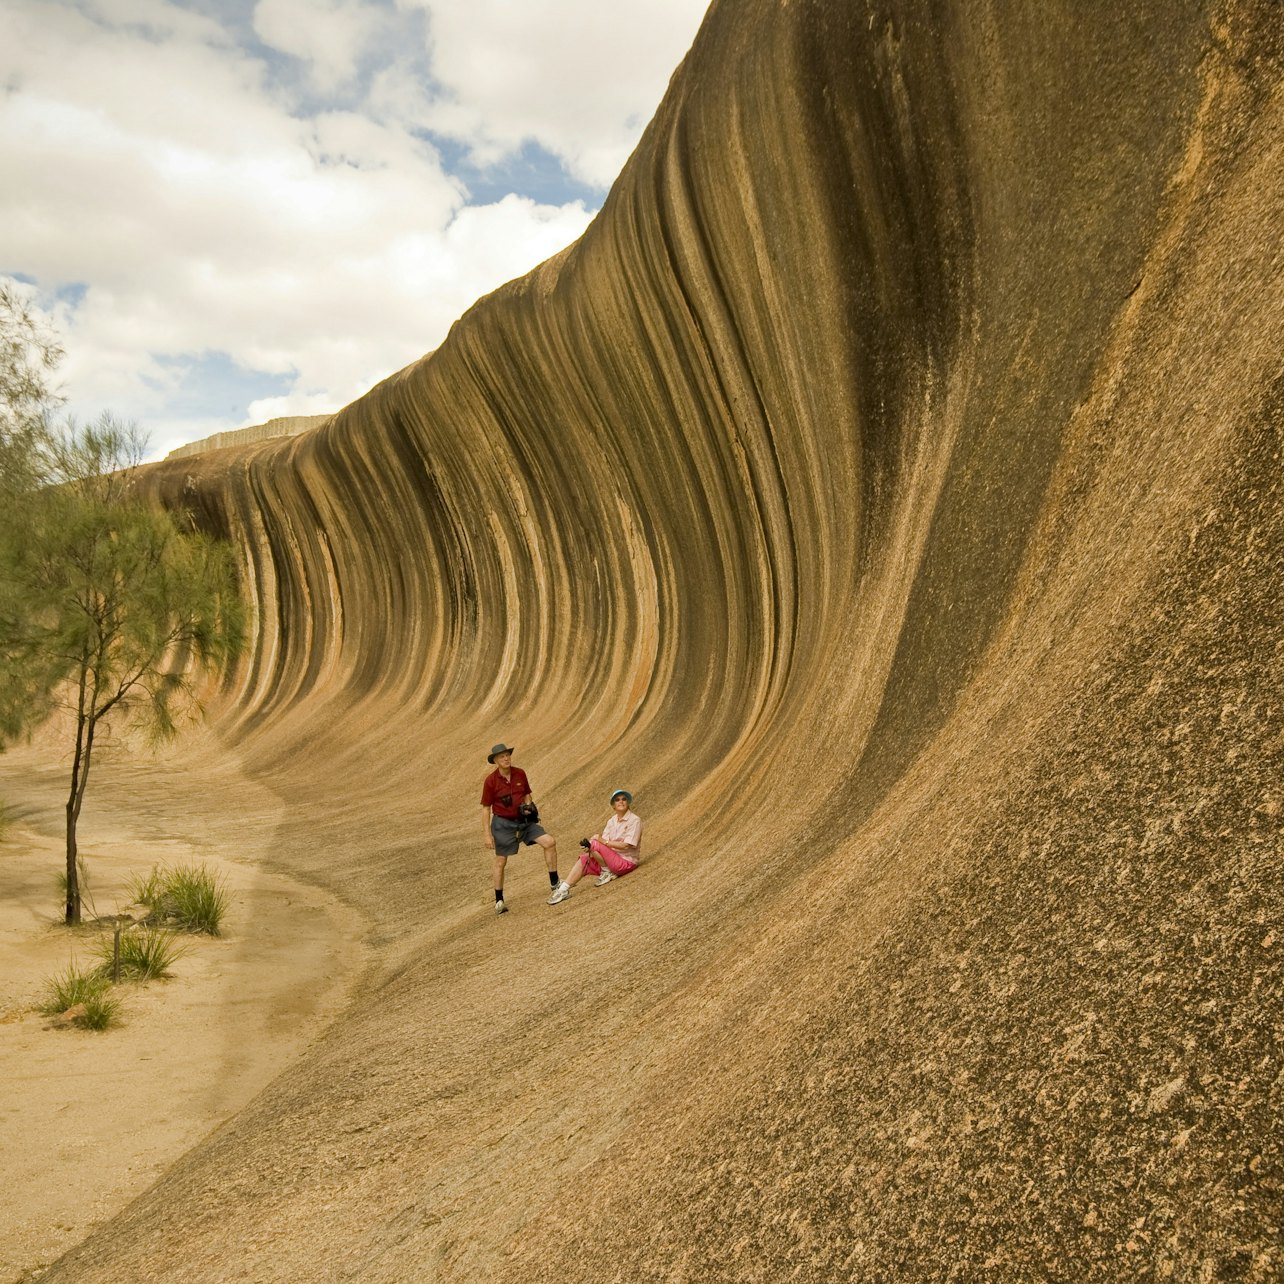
547;789;641;905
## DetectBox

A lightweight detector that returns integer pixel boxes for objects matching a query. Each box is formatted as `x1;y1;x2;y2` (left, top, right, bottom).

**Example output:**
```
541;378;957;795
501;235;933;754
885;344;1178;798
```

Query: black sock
549;870;559;887
495;888;505;902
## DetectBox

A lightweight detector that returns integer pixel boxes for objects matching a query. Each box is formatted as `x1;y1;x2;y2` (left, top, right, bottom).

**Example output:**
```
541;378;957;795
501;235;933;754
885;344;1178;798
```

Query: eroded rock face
163;414;333;460
68;0;1282;1280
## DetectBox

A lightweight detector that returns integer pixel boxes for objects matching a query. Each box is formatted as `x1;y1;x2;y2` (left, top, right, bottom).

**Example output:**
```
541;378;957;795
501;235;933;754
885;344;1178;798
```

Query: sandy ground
0;748;369;1283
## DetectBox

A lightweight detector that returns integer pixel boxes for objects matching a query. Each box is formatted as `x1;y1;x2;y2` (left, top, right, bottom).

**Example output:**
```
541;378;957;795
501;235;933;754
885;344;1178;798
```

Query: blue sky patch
429;136;603;208
148;351;294;420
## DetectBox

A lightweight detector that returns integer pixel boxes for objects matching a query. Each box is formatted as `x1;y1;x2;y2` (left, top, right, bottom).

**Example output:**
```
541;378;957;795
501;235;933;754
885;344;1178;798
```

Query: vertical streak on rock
134;0;1250;836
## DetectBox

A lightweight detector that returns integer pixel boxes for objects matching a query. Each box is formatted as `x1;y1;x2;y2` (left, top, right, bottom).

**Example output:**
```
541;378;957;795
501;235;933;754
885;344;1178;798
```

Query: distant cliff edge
164;413;333;460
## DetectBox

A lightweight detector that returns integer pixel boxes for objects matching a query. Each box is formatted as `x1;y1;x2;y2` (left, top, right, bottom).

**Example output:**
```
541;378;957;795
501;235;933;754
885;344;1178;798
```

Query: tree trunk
64;709;94;925
65;794;80;925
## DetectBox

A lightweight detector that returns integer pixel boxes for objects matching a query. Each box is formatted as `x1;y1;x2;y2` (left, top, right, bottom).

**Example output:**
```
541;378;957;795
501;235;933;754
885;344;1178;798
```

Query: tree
1;405;244;924
1;281;62;693
1;281;61;725
0;280;62;502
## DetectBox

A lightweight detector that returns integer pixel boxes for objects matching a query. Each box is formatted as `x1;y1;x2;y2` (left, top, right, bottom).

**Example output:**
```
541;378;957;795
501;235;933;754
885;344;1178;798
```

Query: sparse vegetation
31;861;226;1042
129;862;228;935
40;962;122;1028
94;925;186;982
0;290;245;926
56;855;98;920
165;863;228;935
75;987;123;1030
41;962;110;1014
126;865;167;909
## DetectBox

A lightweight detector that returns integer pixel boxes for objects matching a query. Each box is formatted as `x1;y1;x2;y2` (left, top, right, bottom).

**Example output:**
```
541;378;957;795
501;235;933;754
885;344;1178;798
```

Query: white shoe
548;882;571;905
595;870;616;886
495;899;508;915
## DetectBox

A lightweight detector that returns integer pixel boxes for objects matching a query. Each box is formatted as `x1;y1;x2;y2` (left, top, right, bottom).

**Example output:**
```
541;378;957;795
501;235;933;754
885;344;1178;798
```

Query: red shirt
481;767;530;819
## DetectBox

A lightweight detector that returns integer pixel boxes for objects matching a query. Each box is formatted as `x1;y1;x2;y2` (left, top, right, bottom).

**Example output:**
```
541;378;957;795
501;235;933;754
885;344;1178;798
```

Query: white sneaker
547;882;571;905
595;870;616;886
495;899;508;915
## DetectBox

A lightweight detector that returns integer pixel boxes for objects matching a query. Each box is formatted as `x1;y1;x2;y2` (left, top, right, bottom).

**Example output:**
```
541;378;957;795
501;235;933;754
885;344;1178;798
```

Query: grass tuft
76;988;123;1029
126;865;167;908
129;862;228;935
95;926;186;982
165;864;228;935
40;964;122;1029
41;963;110;1014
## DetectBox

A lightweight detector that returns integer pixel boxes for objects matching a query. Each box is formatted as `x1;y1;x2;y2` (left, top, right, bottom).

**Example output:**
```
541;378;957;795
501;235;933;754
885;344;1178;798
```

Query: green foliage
40;962;111;1014
1;292;245;925
0;283;62;725
40;961;123;1029
0;405;245;924
0;279;62;502
94;925;186;982
126;865;167;908
3;418;245;748
164;863;229;935
40;965;122;1032
130;862;228;935
75;988;123;1030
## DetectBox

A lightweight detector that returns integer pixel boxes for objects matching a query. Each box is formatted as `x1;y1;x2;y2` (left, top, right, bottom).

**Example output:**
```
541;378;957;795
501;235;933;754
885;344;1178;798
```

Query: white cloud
0;0;707;455
407;0;709;187
253;0;390;94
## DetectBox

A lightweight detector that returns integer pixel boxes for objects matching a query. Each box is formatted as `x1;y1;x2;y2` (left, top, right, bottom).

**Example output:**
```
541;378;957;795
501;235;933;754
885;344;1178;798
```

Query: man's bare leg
535;832;558;876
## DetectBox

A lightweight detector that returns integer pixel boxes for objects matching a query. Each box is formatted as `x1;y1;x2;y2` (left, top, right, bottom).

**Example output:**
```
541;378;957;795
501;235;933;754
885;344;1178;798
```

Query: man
480;743;559;914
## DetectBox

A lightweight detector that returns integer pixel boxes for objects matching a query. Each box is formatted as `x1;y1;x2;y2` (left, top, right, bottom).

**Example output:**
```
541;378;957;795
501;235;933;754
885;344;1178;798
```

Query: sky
0;0;709;458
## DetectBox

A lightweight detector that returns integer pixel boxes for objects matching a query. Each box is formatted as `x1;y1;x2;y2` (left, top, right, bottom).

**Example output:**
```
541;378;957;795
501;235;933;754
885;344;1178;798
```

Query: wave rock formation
54;0;1281;1279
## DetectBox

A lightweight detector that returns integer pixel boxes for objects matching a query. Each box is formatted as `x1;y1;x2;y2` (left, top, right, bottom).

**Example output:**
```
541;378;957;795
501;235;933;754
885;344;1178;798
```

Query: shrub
165;864;228;935
95;925;186;982
126;865;167;908
40;962;110;1014
76;988;123;1030
129;862;228;935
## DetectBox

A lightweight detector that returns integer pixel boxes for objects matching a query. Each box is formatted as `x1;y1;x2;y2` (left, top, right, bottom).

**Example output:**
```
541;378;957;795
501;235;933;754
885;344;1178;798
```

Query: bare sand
0;747;368;1283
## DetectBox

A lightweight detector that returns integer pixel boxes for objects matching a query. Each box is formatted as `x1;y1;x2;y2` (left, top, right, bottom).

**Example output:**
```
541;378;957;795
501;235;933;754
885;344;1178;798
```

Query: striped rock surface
53;0;1281;1280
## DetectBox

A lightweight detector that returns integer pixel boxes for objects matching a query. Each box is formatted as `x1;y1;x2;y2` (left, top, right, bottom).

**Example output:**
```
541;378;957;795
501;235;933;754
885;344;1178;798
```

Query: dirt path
0;746;370;1283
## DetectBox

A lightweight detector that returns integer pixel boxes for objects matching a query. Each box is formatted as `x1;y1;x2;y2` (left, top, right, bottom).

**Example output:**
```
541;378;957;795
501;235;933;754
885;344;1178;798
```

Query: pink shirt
602;810;642;855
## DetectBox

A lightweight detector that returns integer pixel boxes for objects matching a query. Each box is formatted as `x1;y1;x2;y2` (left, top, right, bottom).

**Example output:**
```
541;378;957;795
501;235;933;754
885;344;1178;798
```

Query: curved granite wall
68;0;1281;1279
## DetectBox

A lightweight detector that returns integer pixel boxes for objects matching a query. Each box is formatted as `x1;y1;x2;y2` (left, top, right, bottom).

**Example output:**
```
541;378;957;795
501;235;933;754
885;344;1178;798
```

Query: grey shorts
491;814;547;857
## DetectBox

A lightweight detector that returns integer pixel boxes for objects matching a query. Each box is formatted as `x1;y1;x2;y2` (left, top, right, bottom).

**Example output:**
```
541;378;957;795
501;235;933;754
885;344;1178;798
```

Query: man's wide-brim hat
488;743;516;763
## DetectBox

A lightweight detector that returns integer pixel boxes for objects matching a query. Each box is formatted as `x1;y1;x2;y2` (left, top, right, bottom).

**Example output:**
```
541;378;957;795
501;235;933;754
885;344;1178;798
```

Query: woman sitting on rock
547;789;641;905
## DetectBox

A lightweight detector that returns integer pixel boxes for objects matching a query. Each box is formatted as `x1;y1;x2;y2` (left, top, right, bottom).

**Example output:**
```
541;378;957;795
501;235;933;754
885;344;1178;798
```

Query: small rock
1147;1075;1186;1114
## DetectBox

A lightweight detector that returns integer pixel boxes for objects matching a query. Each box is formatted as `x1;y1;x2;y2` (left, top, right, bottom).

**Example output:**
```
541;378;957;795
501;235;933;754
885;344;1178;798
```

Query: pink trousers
581;839;639;878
